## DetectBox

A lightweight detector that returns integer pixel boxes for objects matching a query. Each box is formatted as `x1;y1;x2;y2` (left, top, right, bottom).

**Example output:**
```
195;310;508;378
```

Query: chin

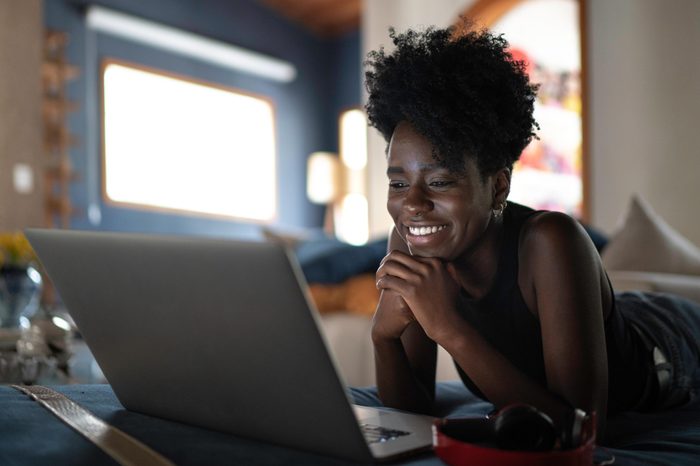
406;244;450;260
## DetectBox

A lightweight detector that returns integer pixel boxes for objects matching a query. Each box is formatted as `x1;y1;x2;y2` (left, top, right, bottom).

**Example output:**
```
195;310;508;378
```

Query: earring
493;200;507;218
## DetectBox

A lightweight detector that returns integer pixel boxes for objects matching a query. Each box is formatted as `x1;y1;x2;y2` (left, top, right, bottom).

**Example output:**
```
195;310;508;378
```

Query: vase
0;265;43;329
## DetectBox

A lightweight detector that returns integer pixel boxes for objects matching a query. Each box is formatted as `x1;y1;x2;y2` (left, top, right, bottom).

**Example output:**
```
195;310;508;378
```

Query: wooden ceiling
261;0;361;38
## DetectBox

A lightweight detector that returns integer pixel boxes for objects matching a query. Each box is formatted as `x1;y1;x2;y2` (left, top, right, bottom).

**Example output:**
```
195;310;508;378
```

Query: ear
492;168;511;208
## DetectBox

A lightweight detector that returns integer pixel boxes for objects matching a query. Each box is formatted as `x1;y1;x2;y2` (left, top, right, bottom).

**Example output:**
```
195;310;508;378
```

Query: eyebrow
386;163;442;175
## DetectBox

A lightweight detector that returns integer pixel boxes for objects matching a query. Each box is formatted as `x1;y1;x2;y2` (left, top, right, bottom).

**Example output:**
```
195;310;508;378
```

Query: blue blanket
1;382;698;465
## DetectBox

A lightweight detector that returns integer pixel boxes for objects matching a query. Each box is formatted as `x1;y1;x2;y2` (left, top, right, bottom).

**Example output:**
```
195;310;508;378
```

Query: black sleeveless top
454;202;649;415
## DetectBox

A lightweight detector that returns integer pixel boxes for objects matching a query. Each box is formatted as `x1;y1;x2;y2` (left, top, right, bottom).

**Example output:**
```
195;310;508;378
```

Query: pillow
262;226;349;266
262;226;388;284
299;238;387;284
602;195;700;275
580;223;609;253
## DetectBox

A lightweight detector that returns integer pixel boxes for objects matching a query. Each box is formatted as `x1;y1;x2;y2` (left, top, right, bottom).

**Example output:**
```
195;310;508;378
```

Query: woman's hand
371;273;415;342
375;250;462;344
372;238;439;413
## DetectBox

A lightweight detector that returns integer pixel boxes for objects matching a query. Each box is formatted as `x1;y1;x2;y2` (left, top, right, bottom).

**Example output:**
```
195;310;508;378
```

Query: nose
403;184;434;216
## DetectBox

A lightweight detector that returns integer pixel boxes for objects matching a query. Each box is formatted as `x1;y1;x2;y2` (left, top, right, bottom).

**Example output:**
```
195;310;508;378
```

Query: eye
389;181;408;191
429;179;455;188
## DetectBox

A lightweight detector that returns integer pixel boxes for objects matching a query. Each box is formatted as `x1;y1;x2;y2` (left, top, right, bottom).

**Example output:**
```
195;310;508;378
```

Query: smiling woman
101;60;277;222
386;123;498;262
363;22;700;449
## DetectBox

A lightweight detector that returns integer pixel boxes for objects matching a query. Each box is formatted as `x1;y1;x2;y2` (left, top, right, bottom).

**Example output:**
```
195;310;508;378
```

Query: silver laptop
26;229;434;463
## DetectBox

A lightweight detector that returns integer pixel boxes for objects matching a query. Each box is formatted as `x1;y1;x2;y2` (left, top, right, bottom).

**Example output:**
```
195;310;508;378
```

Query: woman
364;24;700;441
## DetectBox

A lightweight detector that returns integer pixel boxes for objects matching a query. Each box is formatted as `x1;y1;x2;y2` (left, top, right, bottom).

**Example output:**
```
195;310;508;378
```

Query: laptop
26;229;435;463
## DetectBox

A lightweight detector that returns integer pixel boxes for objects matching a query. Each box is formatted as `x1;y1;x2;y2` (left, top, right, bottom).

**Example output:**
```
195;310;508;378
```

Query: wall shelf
42;29;79;228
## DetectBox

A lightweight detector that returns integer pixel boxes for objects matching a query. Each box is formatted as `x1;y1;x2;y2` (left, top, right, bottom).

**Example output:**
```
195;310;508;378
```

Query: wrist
371;330;402;346
433;319;471;352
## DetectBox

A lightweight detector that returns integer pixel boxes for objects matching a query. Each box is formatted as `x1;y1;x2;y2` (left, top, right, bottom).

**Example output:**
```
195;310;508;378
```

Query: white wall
0;0;43;229
362;0;700;246
587;0;700;243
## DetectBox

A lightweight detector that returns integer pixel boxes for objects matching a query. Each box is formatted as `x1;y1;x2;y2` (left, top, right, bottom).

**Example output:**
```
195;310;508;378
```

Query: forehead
387;122;439;172
387;122;433;163
387;122;474;174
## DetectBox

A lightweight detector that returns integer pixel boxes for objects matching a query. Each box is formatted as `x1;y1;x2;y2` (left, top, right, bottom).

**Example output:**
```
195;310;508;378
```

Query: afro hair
364;24;539;177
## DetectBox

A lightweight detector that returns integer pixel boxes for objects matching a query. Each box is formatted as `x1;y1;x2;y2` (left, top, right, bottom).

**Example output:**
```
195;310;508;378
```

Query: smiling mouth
406;225;447;236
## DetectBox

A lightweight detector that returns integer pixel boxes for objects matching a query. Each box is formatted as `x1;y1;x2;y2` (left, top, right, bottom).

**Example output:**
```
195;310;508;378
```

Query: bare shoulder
517;211;603;306
519;211;593;258
522;210;585;240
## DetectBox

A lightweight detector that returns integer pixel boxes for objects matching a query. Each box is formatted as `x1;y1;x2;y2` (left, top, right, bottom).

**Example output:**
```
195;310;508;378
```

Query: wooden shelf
44;161;80;183
43;126;79;152
42;28;79;229
42;98;78;122
42;62;79;83
44;30;70;54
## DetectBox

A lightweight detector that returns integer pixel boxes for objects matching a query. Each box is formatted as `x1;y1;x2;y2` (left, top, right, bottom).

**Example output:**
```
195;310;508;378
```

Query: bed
1;382;698;465
4;200;698;464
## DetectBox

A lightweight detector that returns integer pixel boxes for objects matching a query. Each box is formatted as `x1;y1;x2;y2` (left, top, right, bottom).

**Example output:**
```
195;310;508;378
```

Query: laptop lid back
26;229;373;463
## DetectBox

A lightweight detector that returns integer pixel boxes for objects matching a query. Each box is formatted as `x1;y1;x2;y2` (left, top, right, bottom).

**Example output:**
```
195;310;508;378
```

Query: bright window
102;61;276;221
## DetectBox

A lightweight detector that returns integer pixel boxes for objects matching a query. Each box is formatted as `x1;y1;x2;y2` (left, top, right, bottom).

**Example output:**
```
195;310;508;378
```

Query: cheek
450;204;489;235
464;208;491;236
386;198;400;220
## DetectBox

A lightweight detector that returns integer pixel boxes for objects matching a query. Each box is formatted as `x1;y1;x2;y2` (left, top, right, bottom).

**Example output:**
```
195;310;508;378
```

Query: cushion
607;270;700;303
262;227;388;284
299;238;387;284
602;195;700;275
580;223;609;252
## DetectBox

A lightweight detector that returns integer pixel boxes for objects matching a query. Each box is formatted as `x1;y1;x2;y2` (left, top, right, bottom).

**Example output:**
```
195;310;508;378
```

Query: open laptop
26;229;434;463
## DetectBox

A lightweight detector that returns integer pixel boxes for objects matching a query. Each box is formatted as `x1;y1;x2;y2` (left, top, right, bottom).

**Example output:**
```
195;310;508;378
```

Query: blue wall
44;0;361;239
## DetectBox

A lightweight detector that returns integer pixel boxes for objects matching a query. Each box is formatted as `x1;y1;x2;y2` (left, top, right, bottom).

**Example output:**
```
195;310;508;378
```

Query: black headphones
438;404;587;451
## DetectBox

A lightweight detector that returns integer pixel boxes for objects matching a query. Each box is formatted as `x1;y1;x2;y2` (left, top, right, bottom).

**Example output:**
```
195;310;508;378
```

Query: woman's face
386;121;497;261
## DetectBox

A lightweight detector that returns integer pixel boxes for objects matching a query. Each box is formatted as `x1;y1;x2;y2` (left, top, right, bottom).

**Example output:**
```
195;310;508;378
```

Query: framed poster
464;0;587;219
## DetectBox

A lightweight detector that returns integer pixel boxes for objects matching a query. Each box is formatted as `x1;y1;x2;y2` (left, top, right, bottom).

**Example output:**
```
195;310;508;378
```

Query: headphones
437;404;588;451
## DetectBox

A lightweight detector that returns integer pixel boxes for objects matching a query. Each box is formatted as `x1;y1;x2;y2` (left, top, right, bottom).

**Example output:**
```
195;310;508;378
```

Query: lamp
337;109;369;245
307;152;342;234
306;110;370;244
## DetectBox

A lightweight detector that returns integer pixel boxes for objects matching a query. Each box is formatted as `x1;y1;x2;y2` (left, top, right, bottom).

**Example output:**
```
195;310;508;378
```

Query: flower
0;232;37;269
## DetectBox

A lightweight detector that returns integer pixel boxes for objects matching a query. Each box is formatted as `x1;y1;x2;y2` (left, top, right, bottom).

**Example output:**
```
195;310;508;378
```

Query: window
102;61;277;221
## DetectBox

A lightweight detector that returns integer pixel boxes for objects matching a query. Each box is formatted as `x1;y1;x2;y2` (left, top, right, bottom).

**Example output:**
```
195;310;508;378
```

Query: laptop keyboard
360;423;410;444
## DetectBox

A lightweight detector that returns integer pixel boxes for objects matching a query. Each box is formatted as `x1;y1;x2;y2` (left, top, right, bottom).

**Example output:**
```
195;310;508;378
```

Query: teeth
408;225;446;236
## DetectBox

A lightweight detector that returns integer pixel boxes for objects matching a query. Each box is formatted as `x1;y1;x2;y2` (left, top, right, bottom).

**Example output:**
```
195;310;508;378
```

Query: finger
377;289;410;312
383;250;433;275
387;249;440;265
376;274;411;297
446;262;461;284
379;249;412;266
378;289;415;314
377;258;420;281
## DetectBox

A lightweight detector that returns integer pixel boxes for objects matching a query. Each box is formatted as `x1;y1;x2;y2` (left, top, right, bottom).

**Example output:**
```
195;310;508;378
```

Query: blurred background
1;0;700;385
2;0;699;244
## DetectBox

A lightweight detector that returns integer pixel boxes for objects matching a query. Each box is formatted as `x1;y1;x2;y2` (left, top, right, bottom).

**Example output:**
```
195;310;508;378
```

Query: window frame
99;58;279;224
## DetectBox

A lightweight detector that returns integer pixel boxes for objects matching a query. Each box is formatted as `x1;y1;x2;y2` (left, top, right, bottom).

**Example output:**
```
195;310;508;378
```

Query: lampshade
306;152;341;204
339;109;368;170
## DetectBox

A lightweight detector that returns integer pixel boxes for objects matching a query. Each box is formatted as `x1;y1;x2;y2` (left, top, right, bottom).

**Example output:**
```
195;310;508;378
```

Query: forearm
372;337;434;414
442;321;605;436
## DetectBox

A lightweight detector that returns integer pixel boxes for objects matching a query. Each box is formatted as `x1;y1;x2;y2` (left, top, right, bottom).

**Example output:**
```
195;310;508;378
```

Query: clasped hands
373;250;462;345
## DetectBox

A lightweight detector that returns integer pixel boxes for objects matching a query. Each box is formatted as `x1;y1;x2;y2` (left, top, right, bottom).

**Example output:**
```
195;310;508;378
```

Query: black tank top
454;202;648;414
